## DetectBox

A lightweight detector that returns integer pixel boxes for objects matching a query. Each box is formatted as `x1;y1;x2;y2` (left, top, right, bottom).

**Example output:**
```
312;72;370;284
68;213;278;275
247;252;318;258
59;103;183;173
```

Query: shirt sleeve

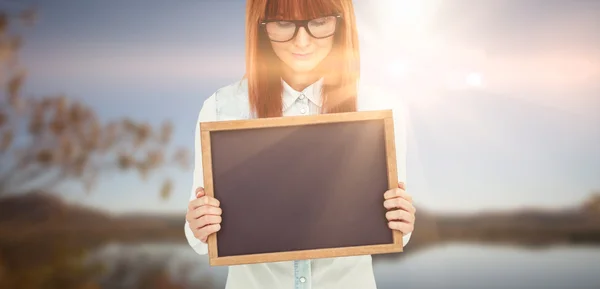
390;98;413;247
184;93;217;255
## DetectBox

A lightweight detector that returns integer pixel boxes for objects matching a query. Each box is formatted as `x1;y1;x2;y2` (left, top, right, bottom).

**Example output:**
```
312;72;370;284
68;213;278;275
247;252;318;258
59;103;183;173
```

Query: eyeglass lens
265;16;337;41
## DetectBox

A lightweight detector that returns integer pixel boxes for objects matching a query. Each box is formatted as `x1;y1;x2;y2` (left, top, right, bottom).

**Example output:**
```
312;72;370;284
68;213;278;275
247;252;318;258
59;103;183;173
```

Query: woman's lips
292;52;313;60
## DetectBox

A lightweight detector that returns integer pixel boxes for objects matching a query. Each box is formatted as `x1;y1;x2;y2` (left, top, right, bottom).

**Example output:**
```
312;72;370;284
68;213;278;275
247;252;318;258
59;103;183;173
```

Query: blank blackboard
200;110;403;266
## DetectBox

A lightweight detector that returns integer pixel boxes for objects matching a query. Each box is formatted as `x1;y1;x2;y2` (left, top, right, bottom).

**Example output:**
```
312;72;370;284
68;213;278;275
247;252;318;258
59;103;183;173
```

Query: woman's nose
293;27;311;48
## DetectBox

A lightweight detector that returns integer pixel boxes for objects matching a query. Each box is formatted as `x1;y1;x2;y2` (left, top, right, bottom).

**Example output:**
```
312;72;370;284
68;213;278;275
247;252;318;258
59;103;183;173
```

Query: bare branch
0;8;190;198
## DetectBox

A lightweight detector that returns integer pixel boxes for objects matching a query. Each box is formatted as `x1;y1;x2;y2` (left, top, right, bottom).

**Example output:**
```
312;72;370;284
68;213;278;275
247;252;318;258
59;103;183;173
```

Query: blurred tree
0;5;189;199
0;3;194;289
582;191;600;214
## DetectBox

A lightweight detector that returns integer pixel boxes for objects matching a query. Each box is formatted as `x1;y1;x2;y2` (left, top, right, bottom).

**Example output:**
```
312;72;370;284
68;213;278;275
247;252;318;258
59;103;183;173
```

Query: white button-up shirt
184;78;411;289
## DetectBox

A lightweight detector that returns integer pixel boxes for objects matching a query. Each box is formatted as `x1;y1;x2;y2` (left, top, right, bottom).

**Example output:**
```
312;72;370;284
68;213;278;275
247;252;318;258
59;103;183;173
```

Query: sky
7;0;600;214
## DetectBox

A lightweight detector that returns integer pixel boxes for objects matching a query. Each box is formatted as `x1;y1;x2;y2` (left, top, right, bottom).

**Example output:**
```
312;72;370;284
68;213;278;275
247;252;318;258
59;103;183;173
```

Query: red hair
245;0;360;118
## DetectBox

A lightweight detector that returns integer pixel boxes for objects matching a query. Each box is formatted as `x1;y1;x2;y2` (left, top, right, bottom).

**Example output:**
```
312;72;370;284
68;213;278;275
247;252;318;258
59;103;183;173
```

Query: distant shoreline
2;192;600;253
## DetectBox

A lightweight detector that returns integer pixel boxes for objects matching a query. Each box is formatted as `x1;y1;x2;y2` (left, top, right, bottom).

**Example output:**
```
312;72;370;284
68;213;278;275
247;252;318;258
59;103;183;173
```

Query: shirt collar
281;77;324;111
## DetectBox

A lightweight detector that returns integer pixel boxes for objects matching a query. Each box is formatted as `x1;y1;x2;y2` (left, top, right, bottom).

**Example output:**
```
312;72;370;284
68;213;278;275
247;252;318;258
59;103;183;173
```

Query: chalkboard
200;110;403;266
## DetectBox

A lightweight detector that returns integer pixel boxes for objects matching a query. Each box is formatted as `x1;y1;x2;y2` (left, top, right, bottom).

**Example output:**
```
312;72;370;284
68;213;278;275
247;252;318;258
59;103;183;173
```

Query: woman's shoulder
207;78;249;103
356;81;407;115
198;78;250;122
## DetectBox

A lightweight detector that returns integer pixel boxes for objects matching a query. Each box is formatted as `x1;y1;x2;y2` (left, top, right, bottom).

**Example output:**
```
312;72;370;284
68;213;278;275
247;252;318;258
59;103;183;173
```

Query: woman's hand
186;187;222;243
383;182;416;235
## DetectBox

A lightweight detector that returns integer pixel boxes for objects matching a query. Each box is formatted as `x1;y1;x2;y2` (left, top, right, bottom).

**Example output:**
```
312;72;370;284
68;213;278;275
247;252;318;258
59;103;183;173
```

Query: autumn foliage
0;6;189;199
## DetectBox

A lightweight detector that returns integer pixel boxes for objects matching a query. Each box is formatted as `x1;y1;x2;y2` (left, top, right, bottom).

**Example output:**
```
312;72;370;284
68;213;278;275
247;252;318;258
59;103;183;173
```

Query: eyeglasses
260;14;341;42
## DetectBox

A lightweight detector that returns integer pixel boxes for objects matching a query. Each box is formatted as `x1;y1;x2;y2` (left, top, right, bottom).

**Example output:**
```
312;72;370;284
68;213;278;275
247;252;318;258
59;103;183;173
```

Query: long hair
245;0;360;118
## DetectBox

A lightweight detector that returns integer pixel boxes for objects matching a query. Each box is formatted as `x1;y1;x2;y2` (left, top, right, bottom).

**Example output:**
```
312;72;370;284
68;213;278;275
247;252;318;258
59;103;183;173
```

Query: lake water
89;242;600;289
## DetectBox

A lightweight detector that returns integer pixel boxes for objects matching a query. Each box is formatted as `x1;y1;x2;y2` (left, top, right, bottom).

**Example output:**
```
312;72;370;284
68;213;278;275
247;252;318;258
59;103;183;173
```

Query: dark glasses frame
259;14;342;42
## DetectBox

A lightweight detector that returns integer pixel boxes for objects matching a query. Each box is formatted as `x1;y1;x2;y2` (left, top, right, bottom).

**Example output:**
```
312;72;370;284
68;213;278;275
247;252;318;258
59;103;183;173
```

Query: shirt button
299;277;306;283
299;94;305;100
300;108;306;114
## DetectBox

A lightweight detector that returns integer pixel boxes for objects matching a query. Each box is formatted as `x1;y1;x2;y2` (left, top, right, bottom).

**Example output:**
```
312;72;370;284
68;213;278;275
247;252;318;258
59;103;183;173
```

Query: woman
184;0;416;288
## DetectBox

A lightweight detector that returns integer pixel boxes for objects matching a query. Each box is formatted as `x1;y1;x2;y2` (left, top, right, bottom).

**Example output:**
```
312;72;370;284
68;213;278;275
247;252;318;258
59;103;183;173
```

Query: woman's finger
187;205;222;222
383;197;415;213
398;182;405;190
188;196;220;211
190;214;222;230
198;224;222;243
198;215;223;228
383;188;403;200
383;188;413;203
196;187;205;198
386;209;415;223
388;221;413;234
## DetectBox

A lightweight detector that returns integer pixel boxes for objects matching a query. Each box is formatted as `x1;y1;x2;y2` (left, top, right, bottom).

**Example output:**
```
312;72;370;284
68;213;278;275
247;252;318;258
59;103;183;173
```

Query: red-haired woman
185;0;416;288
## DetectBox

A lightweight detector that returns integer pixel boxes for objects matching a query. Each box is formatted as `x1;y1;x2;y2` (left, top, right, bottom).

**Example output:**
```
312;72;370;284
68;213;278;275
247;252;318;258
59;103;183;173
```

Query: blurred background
0;0;599;288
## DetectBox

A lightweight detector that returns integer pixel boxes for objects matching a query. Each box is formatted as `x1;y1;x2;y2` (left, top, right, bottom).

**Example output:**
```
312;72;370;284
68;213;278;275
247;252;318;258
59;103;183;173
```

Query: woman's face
268;17;336;74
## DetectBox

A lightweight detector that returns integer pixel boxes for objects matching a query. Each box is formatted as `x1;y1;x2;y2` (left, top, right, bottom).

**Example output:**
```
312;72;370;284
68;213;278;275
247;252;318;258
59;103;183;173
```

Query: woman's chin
287;63;320;74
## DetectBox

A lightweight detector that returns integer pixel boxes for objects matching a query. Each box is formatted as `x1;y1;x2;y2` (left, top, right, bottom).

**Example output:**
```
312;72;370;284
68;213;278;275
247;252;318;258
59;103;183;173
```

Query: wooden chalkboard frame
200;110;403;266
